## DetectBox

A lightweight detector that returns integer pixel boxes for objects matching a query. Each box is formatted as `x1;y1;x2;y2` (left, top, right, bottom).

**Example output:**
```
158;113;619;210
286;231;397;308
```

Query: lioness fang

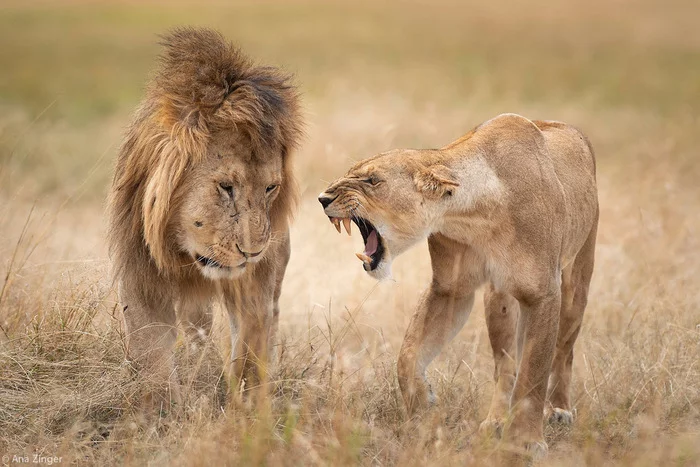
355;252;372;264
331;217;341;233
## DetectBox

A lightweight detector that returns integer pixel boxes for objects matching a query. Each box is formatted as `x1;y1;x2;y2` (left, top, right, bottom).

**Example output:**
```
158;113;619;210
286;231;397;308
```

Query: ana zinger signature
4;454;63;465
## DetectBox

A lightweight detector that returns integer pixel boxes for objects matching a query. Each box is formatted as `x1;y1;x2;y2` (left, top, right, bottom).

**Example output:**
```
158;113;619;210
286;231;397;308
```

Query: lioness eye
219;183;234;198
363;176;380;186
266;184;279;194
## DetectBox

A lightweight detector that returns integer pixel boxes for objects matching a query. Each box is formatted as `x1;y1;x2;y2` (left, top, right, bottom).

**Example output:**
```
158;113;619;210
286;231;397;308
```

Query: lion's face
319;150;455;280
176;131;283;280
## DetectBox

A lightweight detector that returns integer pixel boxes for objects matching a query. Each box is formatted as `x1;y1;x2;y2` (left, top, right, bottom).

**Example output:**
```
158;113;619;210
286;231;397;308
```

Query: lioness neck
424;147;506;244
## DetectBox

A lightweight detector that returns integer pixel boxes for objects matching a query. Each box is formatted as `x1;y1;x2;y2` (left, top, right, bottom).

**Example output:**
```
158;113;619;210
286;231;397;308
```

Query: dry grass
1;0;699;465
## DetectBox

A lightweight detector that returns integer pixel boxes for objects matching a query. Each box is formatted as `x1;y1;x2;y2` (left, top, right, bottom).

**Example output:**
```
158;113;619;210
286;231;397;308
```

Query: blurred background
1;1;699;465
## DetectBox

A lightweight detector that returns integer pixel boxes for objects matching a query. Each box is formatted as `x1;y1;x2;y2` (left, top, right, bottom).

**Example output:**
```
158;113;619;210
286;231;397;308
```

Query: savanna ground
1;0;699;465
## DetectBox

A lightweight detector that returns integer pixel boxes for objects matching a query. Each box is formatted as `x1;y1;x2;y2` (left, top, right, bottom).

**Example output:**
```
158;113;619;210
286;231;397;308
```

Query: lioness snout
318;193;334;208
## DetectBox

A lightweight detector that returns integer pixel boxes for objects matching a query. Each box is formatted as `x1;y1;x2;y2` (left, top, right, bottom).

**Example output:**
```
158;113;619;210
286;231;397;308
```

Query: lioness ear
414;164;460;198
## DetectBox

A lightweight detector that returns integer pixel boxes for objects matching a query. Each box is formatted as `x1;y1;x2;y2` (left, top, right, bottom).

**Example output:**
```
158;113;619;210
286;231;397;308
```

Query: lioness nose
318;193;335;209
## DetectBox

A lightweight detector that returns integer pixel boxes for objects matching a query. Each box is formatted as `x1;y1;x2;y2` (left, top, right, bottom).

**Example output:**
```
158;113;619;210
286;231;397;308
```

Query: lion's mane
108;27;302;280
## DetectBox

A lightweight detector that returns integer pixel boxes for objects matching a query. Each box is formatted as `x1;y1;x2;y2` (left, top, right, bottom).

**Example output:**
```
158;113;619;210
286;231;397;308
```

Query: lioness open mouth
328;216;384;271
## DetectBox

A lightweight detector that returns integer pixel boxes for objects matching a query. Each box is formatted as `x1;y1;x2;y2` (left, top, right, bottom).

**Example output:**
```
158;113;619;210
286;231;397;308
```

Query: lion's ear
414;164;460;198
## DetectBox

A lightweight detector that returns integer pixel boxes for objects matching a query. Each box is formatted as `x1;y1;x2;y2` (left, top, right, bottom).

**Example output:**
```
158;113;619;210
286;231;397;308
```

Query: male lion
108;28;302;405
318;114;598;452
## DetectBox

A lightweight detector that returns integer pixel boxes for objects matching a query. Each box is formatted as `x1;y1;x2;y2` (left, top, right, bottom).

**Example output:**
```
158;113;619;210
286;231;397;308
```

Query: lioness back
534;120;598;265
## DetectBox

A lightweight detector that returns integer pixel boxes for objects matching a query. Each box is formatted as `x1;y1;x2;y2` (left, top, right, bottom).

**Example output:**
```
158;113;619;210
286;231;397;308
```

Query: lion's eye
219;183;234;198
266;184;279;194
362;176;380;186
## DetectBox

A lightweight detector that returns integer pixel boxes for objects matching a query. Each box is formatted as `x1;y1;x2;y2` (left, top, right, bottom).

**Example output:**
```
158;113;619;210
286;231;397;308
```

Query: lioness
319;113;598;451
108;28;302;405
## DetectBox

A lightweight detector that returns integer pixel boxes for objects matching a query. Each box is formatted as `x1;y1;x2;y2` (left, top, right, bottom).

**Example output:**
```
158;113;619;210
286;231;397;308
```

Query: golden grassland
1;0;699;465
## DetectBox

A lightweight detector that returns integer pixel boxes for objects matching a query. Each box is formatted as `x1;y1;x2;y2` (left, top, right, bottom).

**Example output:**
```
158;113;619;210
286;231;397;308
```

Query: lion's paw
478;417;504;439
547;407;575;426
426;383;437;406
524;440;549;460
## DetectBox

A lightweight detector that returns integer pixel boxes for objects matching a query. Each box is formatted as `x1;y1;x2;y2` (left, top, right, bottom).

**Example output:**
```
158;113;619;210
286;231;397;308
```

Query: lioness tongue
364;229;378;256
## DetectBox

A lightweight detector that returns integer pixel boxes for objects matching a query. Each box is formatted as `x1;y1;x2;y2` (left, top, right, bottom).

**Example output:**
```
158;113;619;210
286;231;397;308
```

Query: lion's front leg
222;255;280;398
177;296;213;348
397;234;483;416
119;278;180;410
226;302;273;395
269;233;291;363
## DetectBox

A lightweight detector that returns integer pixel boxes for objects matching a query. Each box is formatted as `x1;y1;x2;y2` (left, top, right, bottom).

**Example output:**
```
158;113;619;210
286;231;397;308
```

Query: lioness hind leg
547;224;596;424
479;284;519;438
508;285;561;449
397;234;483;415
544;263;575;425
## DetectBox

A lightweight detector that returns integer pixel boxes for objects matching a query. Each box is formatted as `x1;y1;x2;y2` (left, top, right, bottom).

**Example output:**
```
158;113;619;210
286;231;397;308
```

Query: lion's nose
318;193;335;209
237;245;263;258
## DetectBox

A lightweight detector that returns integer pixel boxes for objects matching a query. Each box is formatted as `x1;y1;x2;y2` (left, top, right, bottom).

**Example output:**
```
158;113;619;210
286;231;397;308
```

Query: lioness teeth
355;252;372;264
332;217;341;233
343;218;352;236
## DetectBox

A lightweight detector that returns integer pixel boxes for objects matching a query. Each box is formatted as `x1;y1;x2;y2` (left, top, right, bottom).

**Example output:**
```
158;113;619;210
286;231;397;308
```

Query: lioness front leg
509;285;561;454
397;234;483;415
480;284;519;437
119;279;181;409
